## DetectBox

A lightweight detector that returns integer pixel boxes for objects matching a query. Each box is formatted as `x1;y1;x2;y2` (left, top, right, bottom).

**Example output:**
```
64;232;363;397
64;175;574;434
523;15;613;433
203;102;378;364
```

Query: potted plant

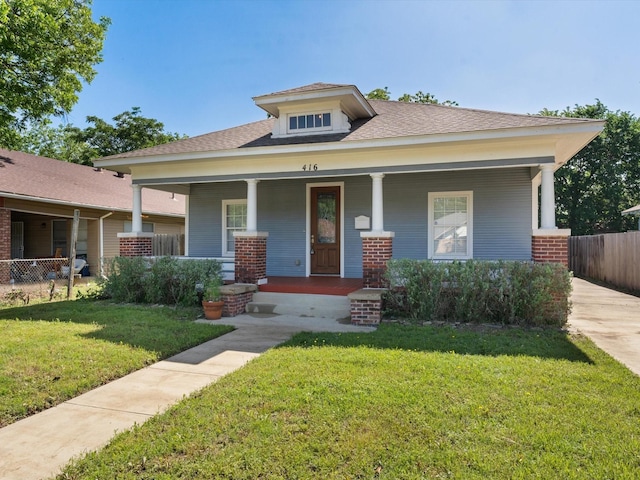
202;277;224;320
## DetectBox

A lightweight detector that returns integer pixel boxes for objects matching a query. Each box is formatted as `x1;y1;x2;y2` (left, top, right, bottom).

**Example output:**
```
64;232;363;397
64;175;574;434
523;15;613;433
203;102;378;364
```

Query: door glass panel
316;193;336;244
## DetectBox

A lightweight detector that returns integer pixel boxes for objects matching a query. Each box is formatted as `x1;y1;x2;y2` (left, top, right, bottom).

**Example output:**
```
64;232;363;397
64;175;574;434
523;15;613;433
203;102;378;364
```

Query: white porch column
371;173;385;233
245;179;259;232
540;165;556;229
131;184;143;233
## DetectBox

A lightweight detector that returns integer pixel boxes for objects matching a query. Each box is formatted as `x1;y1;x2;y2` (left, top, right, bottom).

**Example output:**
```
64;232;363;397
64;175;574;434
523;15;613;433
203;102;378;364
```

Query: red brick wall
0;207;10;283
234;235;267;284
532;235;569;267
362;236;393;288
119;237;153;257
350;299;382;325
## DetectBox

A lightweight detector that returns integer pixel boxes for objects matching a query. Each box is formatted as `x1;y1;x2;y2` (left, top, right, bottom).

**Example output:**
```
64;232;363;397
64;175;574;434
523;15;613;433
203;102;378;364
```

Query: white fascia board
253;86;376;119
1;192;185;218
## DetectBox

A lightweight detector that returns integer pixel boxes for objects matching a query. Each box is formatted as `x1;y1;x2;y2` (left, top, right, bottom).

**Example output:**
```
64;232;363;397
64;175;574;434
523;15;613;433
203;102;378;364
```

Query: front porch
258;276;363;296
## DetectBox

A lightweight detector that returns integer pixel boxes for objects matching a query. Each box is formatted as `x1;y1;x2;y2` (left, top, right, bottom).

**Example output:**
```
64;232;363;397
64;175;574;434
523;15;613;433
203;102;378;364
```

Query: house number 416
302;164;318;171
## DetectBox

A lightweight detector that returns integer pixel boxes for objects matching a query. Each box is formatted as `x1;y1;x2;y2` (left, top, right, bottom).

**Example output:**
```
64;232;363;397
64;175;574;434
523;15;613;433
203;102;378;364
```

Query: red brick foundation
532;235;569;267
118;233;154;257
0;206;11;284
234;233;268;285
361;235;394;288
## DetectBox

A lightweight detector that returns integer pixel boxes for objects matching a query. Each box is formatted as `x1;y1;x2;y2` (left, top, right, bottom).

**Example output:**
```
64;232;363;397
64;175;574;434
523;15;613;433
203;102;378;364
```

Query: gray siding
188;168;532;278
384;169;532;261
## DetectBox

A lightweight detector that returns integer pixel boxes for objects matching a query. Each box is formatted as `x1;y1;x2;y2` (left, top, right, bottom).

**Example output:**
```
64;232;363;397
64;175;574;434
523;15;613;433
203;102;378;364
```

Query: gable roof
0;149;185;216
100;98;603;162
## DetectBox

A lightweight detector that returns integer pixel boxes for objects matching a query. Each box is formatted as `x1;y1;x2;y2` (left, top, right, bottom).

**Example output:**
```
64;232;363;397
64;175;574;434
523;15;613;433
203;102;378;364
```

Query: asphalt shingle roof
0;149;185;216
102;99;601;161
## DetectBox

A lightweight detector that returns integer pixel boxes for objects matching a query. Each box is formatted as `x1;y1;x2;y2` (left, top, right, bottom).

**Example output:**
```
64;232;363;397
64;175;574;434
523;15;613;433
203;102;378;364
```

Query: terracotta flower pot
202;300;224;320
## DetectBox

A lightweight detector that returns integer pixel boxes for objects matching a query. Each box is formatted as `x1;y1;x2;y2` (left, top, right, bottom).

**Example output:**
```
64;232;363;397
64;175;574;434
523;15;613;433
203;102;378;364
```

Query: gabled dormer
253;83;377;139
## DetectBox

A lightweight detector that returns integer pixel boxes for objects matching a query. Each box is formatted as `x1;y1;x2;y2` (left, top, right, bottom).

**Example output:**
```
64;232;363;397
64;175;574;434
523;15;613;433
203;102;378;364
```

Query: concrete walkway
568;277;640;377
0;314;374;480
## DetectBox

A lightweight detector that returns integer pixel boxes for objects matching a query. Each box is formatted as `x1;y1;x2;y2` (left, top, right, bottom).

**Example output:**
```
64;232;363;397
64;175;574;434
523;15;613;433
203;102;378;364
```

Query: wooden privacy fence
569;231;640;292
152;234;184;256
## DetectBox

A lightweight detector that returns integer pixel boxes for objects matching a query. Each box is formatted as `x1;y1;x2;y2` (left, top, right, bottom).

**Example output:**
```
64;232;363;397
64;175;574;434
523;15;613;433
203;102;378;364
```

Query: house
0;149;185;278
92;83;604;290
622;204;640;230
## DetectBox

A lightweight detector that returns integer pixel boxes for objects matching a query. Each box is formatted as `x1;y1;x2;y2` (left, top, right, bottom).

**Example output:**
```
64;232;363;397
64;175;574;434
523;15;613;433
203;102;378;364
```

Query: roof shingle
0;149;184;216
101;98;600;160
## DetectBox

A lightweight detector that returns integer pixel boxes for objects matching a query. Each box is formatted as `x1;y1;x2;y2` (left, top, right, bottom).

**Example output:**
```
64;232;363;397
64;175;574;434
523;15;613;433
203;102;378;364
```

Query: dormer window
289;112;332;132
253;83;376;139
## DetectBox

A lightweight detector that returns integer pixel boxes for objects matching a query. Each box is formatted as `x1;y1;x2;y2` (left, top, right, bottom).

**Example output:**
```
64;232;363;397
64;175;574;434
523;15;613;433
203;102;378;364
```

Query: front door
310;186;341;275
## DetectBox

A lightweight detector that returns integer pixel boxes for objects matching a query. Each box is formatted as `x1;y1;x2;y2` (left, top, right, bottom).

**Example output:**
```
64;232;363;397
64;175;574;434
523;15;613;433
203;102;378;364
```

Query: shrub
101;257;222;306
384;259;572;327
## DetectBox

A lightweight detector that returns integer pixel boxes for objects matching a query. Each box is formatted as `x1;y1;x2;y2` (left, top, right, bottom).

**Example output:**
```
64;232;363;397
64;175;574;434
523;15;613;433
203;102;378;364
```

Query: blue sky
67;0;640;137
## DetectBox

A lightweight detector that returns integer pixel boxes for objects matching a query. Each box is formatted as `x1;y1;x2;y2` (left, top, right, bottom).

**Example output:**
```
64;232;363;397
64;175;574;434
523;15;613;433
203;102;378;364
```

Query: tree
366;87;391;100
17;108;187;165
0;0;109;147
541;101;640;234
366;88;458;106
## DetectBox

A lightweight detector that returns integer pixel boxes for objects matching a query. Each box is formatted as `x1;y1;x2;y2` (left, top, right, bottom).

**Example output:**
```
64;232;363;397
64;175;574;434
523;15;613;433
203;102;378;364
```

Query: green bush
101;257;222;306
384;259;572;327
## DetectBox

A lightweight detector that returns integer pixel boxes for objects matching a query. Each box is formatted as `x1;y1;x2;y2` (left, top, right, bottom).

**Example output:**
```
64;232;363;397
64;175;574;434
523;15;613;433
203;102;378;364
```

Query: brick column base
532;229;571;267
361;232;394;288
234;232;269;285
117;232;154;257
0;207;11;284
220;283;257;317
348;288;386;325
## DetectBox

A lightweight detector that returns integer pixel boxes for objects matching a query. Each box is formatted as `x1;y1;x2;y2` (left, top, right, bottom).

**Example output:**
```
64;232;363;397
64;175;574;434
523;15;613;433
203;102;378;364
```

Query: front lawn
57;324;640;479
0;301;233;427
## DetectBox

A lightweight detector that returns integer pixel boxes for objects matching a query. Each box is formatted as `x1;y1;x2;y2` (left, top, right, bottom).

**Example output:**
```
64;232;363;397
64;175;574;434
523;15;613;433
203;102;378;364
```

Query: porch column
361;173;394;288
0;200;11;283
246;179;258;232
540;165;556;229
117;184;153;257
234;179;268;285
131;184;143;233
532;165;570;267
371;173;385;233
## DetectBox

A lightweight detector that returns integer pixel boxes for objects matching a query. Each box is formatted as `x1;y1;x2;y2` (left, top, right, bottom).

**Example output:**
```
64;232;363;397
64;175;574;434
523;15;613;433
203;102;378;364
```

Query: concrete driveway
568;277;640;377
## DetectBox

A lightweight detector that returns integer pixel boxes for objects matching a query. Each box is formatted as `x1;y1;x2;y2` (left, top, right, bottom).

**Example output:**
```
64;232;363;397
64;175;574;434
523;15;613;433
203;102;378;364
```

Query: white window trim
287;111;332;135
428;191;473;260
222;199;247;257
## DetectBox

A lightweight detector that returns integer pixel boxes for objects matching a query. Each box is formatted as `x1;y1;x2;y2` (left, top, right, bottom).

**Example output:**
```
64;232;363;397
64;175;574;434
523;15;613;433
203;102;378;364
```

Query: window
288;112;331;132
428;191;473;260
222;199;247;256
123;221;154;233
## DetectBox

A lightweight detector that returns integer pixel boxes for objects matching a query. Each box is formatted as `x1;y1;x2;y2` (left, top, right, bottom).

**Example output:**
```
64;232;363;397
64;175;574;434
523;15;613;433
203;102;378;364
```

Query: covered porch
258;276;363;296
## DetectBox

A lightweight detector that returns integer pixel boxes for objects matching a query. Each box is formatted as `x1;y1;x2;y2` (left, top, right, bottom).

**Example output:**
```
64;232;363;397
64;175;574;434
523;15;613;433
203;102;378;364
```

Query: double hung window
428;191;473;260
222;200;247;256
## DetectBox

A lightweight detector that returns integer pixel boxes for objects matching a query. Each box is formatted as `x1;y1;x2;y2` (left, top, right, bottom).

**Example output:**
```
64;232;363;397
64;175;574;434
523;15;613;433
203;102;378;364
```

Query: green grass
57;324;640;479
0;300;233;427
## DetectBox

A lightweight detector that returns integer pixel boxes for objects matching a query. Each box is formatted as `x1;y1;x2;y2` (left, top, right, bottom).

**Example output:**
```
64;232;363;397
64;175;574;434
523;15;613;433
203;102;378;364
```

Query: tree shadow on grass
280;323;594;364
0;300;231;358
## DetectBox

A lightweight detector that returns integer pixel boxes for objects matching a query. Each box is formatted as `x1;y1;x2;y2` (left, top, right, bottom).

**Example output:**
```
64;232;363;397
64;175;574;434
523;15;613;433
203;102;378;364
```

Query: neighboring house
622;204;640;230
0;149;185;276
93;83;604;287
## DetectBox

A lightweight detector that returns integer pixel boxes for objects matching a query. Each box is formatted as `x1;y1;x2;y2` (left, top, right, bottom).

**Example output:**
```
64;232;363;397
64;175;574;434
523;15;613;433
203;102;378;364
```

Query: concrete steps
246;292;350;319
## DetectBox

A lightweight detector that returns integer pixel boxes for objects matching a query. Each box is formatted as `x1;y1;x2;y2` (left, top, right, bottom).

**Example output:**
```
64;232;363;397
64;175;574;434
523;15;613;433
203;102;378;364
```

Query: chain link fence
0;258;73;304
